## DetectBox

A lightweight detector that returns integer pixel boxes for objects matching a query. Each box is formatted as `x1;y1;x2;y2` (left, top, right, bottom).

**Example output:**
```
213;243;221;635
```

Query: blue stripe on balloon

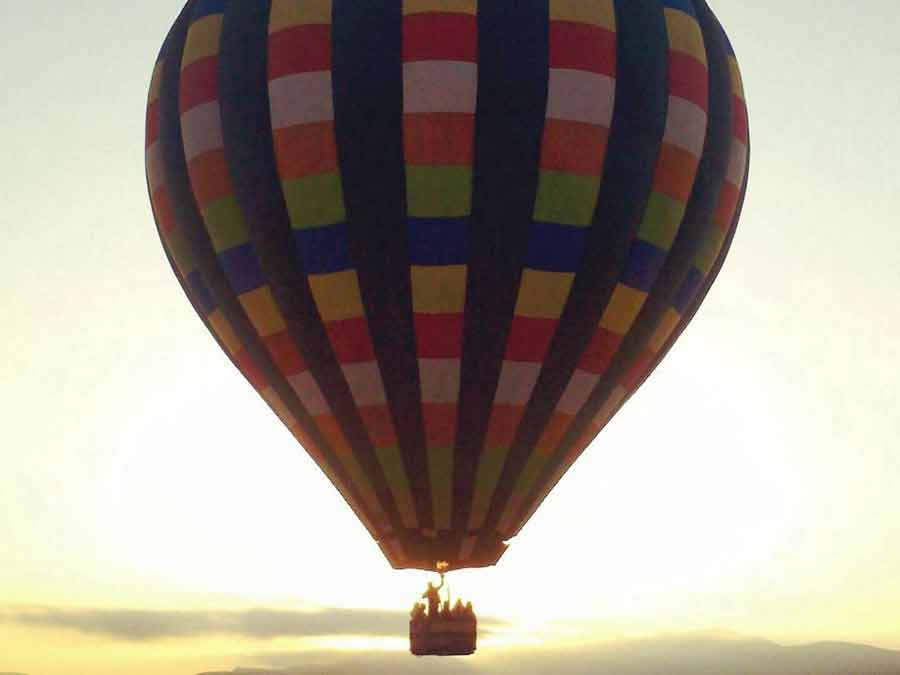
673;266;704;313
451;0;551;543
495;0;673;538
407;217;468;265
292;224;353;274
332;0;435;530
192;0;228;20
219;242;266;295
186;269;216;315
525;221;587;272
620;238;667;292
662;0;697;17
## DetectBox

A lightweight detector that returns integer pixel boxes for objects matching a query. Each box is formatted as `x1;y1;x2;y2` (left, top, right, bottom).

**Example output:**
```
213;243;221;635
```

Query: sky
1;1;899;674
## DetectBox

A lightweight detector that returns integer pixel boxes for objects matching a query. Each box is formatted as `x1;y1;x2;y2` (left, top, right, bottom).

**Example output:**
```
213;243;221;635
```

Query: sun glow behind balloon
5;0;900;672
145;0;749;592
96;326;794;636
100;356;392;603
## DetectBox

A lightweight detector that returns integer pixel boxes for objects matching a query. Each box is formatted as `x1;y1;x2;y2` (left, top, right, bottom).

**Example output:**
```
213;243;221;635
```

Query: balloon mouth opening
378;529;509;571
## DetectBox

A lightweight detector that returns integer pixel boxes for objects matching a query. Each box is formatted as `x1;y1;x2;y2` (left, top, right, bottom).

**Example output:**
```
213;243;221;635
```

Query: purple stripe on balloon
545;69;615;126
269;71;335;130
727;139;748;185
493;361;542;406
181;101;224;160
663;96;707;157
146;142;165;194
418;358;462;403
556;369;600;415
402;61;477;114
288;371;332;416
341;361;389;406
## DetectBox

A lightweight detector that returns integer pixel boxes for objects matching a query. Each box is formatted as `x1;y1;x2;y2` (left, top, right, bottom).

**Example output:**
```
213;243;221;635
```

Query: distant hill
197;635;900;675
577;636;900;675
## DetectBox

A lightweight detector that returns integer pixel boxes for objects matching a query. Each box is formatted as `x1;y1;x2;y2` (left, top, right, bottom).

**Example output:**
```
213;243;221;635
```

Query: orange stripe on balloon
403;113;475;166
539;120;609;176
653;143;700;203
272;122;339;179
187;148;233;208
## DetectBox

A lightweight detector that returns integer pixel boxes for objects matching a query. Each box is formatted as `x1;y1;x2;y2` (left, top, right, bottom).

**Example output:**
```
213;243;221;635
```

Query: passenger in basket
422;580;443;618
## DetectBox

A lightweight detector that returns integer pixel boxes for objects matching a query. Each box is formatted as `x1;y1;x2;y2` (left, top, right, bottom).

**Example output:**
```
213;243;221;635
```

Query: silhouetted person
422;578;443;618
453;599;465;617
411;602;426;621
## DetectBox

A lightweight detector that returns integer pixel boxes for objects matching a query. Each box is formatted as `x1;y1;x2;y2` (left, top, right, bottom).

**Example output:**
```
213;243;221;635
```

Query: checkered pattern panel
148;0;749;572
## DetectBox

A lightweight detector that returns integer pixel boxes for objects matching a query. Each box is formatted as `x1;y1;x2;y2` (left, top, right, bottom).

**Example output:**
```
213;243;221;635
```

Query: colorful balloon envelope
146;0;749;571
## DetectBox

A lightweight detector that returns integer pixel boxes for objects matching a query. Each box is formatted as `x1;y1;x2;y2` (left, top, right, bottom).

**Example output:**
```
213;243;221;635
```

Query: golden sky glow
2;1;900;673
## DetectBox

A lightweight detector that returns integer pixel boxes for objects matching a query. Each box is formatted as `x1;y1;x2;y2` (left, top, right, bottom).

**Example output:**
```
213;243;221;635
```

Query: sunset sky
2;1;899;674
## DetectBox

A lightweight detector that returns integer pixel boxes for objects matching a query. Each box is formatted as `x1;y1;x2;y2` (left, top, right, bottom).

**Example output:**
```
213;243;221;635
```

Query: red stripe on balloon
577;326;623;375
414;314;465;359
401;13;478;62
733;97;749;142
668;51;709;111
179;56;218;113
324;317;377;363
267;24;332;80
146;101;160;147
263;330;307;376
235;347;268;390
548;22;616;75
505;317;558;362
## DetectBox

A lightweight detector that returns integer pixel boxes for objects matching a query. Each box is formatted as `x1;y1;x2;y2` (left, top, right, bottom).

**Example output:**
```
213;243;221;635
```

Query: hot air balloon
146;0;748;656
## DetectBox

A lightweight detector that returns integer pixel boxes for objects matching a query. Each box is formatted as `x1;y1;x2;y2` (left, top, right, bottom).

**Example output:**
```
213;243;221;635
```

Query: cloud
9;606;900;675
3;607;503;642
199;651;477;675
203;635;900;675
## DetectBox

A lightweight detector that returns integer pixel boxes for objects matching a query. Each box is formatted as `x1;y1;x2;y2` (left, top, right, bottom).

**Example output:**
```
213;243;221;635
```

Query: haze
1;1;899;674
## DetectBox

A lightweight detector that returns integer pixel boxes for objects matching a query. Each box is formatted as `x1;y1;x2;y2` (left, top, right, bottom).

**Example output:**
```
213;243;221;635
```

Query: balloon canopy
146;0;749;572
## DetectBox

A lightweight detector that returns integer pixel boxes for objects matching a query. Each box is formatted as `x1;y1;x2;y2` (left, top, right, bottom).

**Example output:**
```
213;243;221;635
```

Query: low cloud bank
3;607;502;642
200;654;475;675
200;635;900;675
